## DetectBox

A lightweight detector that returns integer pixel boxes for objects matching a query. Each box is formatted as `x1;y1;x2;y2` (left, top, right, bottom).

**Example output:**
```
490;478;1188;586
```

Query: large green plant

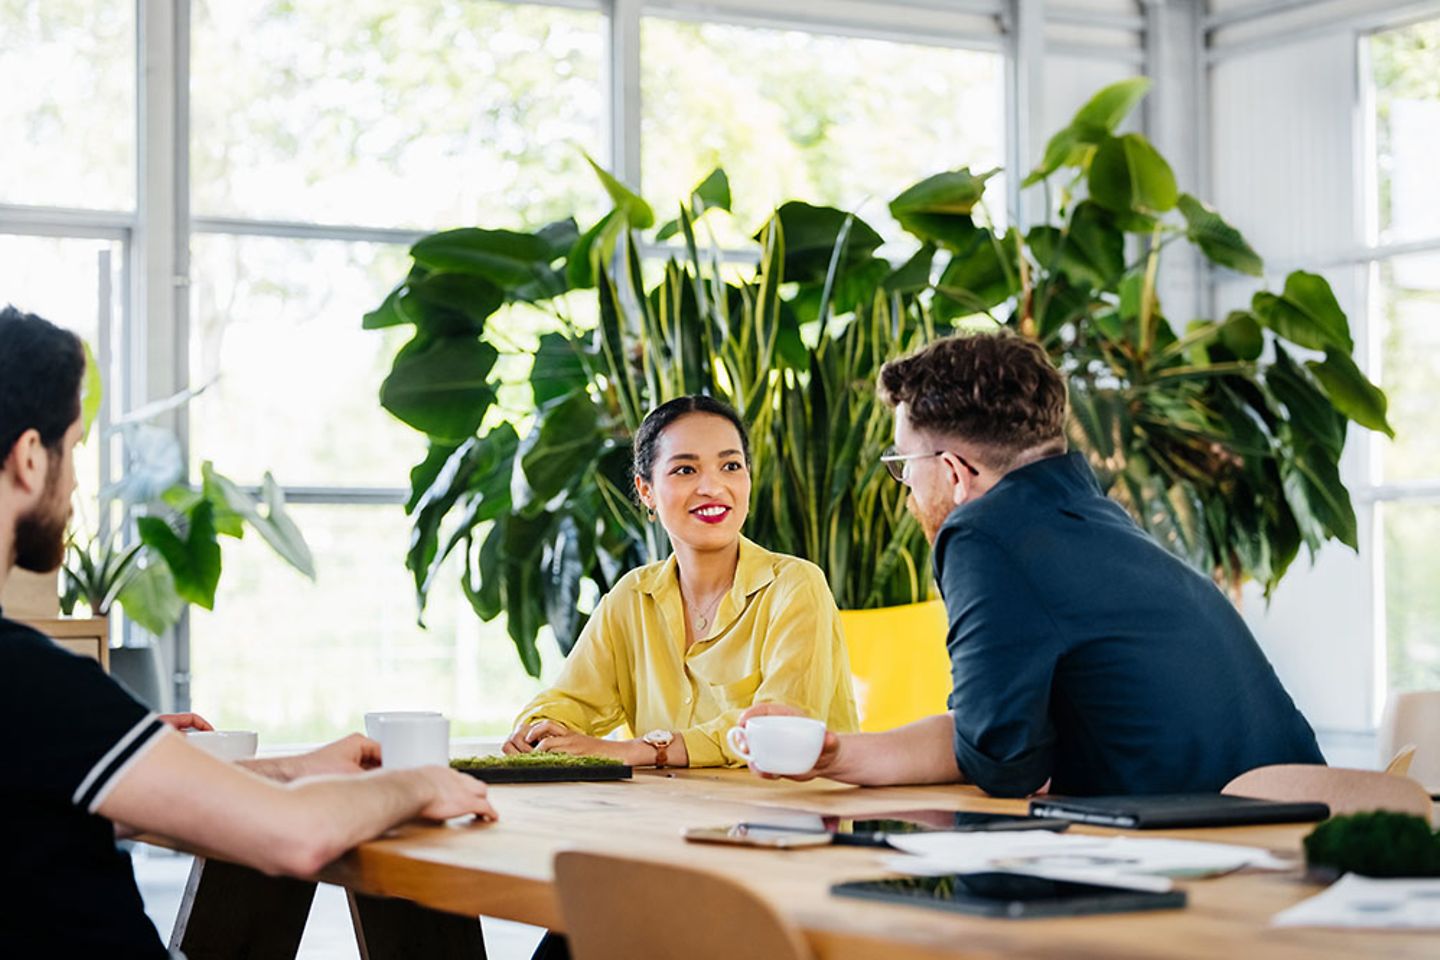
369;80;1390;676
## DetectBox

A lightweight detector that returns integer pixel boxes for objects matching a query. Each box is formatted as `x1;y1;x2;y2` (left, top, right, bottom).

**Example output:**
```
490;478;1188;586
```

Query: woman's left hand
533;730;647;765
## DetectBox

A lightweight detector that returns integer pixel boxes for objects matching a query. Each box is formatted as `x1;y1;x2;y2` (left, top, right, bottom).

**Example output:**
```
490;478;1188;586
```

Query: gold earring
646;508;657;522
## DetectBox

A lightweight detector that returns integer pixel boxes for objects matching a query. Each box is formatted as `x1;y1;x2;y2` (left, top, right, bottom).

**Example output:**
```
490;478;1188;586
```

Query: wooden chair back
1380;690;1440;793
554;852;813;960
1223;764;1434;820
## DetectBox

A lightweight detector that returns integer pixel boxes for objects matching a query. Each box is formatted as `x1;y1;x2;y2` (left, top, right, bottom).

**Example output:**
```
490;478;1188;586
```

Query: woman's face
635;413;751;552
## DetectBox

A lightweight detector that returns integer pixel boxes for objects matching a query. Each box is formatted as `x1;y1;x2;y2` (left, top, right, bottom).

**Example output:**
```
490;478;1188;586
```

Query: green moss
1304;811;1440;878
450;752;625;770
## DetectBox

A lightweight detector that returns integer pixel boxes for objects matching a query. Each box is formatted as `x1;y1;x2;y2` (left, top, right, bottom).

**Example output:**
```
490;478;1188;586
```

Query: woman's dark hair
632;395;750;482
0;305;86;461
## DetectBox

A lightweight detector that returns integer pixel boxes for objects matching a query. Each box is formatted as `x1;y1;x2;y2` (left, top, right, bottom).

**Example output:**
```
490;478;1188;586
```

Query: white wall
1209;27;1381;767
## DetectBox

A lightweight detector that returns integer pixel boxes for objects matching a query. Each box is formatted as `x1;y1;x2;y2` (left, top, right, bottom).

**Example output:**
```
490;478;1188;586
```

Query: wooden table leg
169;856;317;960
347;890;487;960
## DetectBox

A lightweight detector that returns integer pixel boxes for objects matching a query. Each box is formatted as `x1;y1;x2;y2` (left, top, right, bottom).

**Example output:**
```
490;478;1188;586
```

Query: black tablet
832;872;1187;918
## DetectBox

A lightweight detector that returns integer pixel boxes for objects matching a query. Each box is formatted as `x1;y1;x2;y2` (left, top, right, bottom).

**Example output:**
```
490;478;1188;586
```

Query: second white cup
364;710;443;741
374;714;450;770
186;729;259;761
726;716;826;775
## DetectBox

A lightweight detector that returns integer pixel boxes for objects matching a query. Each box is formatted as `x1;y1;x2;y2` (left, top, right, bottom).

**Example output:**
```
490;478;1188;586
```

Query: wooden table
202;768;1427;960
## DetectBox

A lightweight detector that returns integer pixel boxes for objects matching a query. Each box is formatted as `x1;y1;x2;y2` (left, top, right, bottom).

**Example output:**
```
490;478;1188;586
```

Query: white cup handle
726;725;752;763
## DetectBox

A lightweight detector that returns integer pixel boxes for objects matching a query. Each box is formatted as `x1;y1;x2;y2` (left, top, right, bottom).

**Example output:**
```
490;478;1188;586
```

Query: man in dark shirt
744;331;1322;796
0;305;499;955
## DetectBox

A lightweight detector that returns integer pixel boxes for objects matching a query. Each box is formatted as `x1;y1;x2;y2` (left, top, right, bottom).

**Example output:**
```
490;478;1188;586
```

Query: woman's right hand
502;719;569;754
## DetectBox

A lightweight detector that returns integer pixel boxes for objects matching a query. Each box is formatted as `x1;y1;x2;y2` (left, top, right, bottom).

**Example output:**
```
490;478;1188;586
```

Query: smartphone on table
736;809;1070;848
832;871;1186;918
683;823;834;849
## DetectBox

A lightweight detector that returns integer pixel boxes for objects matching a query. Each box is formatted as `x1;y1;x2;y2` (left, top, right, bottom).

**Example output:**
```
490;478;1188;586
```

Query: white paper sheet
883;831;1293;891
1271;874;1440;929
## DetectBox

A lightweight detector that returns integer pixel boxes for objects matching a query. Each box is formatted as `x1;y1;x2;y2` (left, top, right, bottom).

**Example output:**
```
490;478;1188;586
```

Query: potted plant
367;80;1390;729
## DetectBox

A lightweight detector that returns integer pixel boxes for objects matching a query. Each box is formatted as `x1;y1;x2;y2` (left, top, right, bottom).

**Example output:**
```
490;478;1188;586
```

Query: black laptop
1028;793;1330;829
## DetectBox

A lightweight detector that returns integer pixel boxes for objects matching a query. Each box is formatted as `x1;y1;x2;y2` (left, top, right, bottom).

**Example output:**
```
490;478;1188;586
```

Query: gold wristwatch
641;729;674;768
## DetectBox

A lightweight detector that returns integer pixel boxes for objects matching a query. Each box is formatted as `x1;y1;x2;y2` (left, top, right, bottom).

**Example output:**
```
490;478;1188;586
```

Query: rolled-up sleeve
936;523;1060;797
514;595;627;737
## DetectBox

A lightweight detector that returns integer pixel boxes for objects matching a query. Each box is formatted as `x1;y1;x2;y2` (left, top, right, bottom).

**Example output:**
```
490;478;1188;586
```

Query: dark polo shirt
934;451;1324;798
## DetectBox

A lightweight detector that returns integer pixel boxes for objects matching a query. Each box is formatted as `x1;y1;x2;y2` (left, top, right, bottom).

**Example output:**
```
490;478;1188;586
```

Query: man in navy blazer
746;331;1323;796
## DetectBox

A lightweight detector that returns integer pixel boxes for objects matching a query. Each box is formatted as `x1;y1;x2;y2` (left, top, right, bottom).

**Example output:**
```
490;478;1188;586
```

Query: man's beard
14;465;69;573
906;491;949;545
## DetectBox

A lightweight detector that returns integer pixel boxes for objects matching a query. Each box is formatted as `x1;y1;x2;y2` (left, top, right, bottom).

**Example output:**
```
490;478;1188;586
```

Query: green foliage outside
368;79;1393;677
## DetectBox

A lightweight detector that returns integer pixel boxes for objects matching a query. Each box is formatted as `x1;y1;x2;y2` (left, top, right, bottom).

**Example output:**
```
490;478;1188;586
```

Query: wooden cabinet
29;617;111;671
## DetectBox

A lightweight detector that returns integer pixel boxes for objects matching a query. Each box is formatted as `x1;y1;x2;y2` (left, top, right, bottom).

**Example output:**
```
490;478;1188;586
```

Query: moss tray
450;752;633;783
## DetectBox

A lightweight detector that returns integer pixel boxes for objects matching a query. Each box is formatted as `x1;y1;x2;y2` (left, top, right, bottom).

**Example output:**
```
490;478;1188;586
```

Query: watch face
643;729;674;746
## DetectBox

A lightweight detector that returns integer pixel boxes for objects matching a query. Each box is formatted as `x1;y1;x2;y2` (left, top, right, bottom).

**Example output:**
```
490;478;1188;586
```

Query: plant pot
110;641;171;713
839;599;951;733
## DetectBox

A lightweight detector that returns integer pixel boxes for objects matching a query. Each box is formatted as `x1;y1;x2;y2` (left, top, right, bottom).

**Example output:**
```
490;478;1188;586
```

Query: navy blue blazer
934;451;1324;797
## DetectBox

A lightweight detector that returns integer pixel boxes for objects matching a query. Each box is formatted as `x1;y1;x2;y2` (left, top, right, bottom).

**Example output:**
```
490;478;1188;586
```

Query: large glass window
641;19;1004;243
0;0;136;210
186;0;608;743
1366;19;1440;694
190;0;606;230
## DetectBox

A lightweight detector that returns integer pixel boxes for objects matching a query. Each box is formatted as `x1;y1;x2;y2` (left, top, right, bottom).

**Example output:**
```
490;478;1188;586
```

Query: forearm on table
829;714;964;786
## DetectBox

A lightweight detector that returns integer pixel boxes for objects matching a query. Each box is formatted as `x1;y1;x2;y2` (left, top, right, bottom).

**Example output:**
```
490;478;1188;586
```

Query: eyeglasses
880;446;981;484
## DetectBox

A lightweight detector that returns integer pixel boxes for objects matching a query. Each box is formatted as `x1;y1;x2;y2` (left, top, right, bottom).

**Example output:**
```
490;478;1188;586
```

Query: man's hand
239;733;381;782
289;734;382;778
503;719;568;755
160;712;214;732
411;766;498;822
735;703;842;781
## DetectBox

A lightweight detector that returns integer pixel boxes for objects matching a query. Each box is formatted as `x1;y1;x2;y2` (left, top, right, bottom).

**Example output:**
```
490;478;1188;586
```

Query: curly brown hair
878;331;1068;469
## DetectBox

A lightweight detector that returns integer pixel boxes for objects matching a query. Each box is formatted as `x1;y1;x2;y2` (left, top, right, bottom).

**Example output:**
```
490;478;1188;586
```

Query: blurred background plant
61;380;315;635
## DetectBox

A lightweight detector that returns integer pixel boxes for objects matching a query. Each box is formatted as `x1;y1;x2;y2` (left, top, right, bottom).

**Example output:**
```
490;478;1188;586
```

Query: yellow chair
839;599;951;732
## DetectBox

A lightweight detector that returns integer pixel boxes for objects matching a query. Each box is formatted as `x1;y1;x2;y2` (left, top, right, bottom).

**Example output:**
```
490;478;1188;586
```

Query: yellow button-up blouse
514;536;860;767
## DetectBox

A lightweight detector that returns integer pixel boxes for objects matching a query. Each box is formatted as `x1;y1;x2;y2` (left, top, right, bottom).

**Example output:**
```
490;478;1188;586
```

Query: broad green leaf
531;332;593;406
199;463;316;578
535;218;581;260
362;284;408;329
410;228;557;291
935;229;1019;316
1023;78;1151;184
80;340;102;442
406;440;461;515
117;559;185;635
514;392;604;513
1028;202;1124;289
1074;77;1153;133
380;335;499;441
398;273;505;337
1178;194;1263;277
890;169;996;250
137;501;221;609
1251;271;1353;352
585;153;655;229
756;202;883;283
883;243;937;293
1088;133;1178;214
1219;311;1264;361
1267;346;1345;458
692;167;731;213
1307;348;1394;437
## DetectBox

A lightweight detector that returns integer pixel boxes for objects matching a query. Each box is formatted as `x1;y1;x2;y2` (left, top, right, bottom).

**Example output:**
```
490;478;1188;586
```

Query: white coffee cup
186;729;259;761
726;716;826;775
374;714;451;770
364;710;442;741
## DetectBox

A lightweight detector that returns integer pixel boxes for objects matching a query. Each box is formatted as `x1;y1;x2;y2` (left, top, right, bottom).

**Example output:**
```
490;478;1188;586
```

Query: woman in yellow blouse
503;395;859;768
